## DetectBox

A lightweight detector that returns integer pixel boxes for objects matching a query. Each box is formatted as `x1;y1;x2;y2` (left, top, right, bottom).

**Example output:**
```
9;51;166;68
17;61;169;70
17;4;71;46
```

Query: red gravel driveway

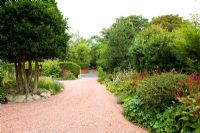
1;78;148;133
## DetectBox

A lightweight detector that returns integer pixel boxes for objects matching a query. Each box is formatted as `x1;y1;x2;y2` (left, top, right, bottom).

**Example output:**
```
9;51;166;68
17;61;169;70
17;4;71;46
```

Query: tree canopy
173;22;200;73
129;25;179;71
0;0;69;95
149;14;188;32
102;15;148;70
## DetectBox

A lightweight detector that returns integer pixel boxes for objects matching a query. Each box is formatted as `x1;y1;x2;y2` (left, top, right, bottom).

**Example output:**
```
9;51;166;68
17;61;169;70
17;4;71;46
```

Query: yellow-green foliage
38;76;63;95
42;60;80;79
59;62;80;77
41;60;61;78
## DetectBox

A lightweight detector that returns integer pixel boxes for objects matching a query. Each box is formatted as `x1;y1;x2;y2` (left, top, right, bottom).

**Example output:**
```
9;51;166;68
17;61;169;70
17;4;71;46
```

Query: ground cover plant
97;68;200;133
38;76;64;95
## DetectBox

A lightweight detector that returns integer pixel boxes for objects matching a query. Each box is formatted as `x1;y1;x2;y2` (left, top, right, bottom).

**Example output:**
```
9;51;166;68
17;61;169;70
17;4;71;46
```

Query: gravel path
1;77;148;133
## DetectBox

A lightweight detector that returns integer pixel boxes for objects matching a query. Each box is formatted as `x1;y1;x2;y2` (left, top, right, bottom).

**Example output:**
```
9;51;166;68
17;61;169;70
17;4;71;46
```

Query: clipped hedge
59;62;81;77
42;60;80;79
135;72;186;110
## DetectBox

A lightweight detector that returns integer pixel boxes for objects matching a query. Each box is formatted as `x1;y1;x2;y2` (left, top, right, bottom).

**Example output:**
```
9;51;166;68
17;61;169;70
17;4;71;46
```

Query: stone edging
6;90;51;103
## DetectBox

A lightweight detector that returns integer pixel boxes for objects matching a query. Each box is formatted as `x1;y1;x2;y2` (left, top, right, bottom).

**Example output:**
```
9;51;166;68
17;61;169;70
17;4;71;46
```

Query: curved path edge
1;77;148;133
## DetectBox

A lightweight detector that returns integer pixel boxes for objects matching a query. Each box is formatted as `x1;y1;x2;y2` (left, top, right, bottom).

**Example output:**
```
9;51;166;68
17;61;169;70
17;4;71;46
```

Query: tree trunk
22;62;29;96
15;56;39;95
18;61;24;93
28;60;33;94
14;62;20;91
33;58;39;94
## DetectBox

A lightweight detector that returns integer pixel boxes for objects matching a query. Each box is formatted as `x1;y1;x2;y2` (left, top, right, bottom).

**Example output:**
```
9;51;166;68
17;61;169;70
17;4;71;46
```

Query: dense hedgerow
97;69;200;133
59;62;81;77
135;72;186;110
42;60;80;79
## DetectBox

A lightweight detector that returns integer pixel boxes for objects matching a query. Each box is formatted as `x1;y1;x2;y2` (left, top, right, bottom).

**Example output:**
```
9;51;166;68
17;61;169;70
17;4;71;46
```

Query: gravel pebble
1;78;148;133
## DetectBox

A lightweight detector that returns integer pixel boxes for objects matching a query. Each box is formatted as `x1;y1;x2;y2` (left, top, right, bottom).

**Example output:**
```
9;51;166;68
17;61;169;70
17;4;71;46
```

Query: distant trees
69;42;91;69
129;25;179;71
0;0;69;95
96;14;200;73
89;36;109;69
173;22;200;73
67;33;91;69
102;15;148;70
128;15;187;71
67;14;200;74
150;14;188;32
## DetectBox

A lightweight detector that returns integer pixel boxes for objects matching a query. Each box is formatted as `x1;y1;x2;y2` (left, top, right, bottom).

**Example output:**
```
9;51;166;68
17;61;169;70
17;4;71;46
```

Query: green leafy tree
88;35;109;69
91;42;109;69
69;41;91;69
173;22;200;73
103;15;148;70
0;0;69;95
150;14;188;32
129;25;180;71
68;31;86;47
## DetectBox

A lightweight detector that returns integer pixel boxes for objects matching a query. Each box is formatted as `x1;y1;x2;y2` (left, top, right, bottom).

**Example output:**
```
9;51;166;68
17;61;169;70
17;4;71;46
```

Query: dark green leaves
0;0;69;62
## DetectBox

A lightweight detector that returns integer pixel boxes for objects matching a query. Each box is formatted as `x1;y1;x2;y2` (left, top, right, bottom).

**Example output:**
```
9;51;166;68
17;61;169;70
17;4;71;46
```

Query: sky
56;0;200;39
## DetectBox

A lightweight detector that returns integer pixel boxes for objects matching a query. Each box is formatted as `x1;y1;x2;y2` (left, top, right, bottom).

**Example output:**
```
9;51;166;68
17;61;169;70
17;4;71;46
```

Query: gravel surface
1;78;148;133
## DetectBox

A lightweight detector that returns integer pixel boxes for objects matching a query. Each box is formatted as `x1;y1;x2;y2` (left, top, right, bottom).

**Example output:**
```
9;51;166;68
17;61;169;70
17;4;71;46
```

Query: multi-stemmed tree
0;0;70;95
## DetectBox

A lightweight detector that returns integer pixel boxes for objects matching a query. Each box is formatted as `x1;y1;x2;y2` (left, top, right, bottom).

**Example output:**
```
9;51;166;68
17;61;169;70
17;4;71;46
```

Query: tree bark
22;62;29;96
14;61;20;91
15;56;39;95
33;57;39;94
28;60;33;94
18;61;24;93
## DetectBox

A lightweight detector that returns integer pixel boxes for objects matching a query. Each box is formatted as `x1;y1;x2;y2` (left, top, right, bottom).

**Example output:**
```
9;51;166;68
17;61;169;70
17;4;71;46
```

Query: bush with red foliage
179;73;200;106
131;71;150;86
186;73;200;88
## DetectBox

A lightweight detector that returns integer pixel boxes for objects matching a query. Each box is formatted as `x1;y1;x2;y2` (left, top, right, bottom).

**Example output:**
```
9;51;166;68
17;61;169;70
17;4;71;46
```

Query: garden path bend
1;76;147;133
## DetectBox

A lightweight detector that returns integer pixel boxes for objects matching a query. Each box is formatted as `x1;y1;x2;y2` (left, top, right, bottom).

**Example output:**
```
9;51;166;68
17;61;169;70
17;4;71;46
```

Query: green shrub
135;72;186;110
0;87;7;103
153;106;181;133
0;67;7;103
3;80;16;90
0;66;3;87
42;60;80;79
154;95;200;133
1;63;15;81
106;80;133;95
123;96;158;130
42;60;60;78
59;62;80;77
79;63;90;69
116;91;132;104
105;71;136;95
38;76;64;95
97;67;107;83
63;72;76;80
177;96;200;133
106;81;119;93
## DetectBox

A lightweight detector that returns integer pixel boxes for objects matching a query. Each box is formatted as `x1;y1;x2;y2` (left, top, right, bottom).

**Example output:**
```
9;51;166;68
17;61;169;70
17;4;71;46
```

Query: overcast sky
56;0;200;38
